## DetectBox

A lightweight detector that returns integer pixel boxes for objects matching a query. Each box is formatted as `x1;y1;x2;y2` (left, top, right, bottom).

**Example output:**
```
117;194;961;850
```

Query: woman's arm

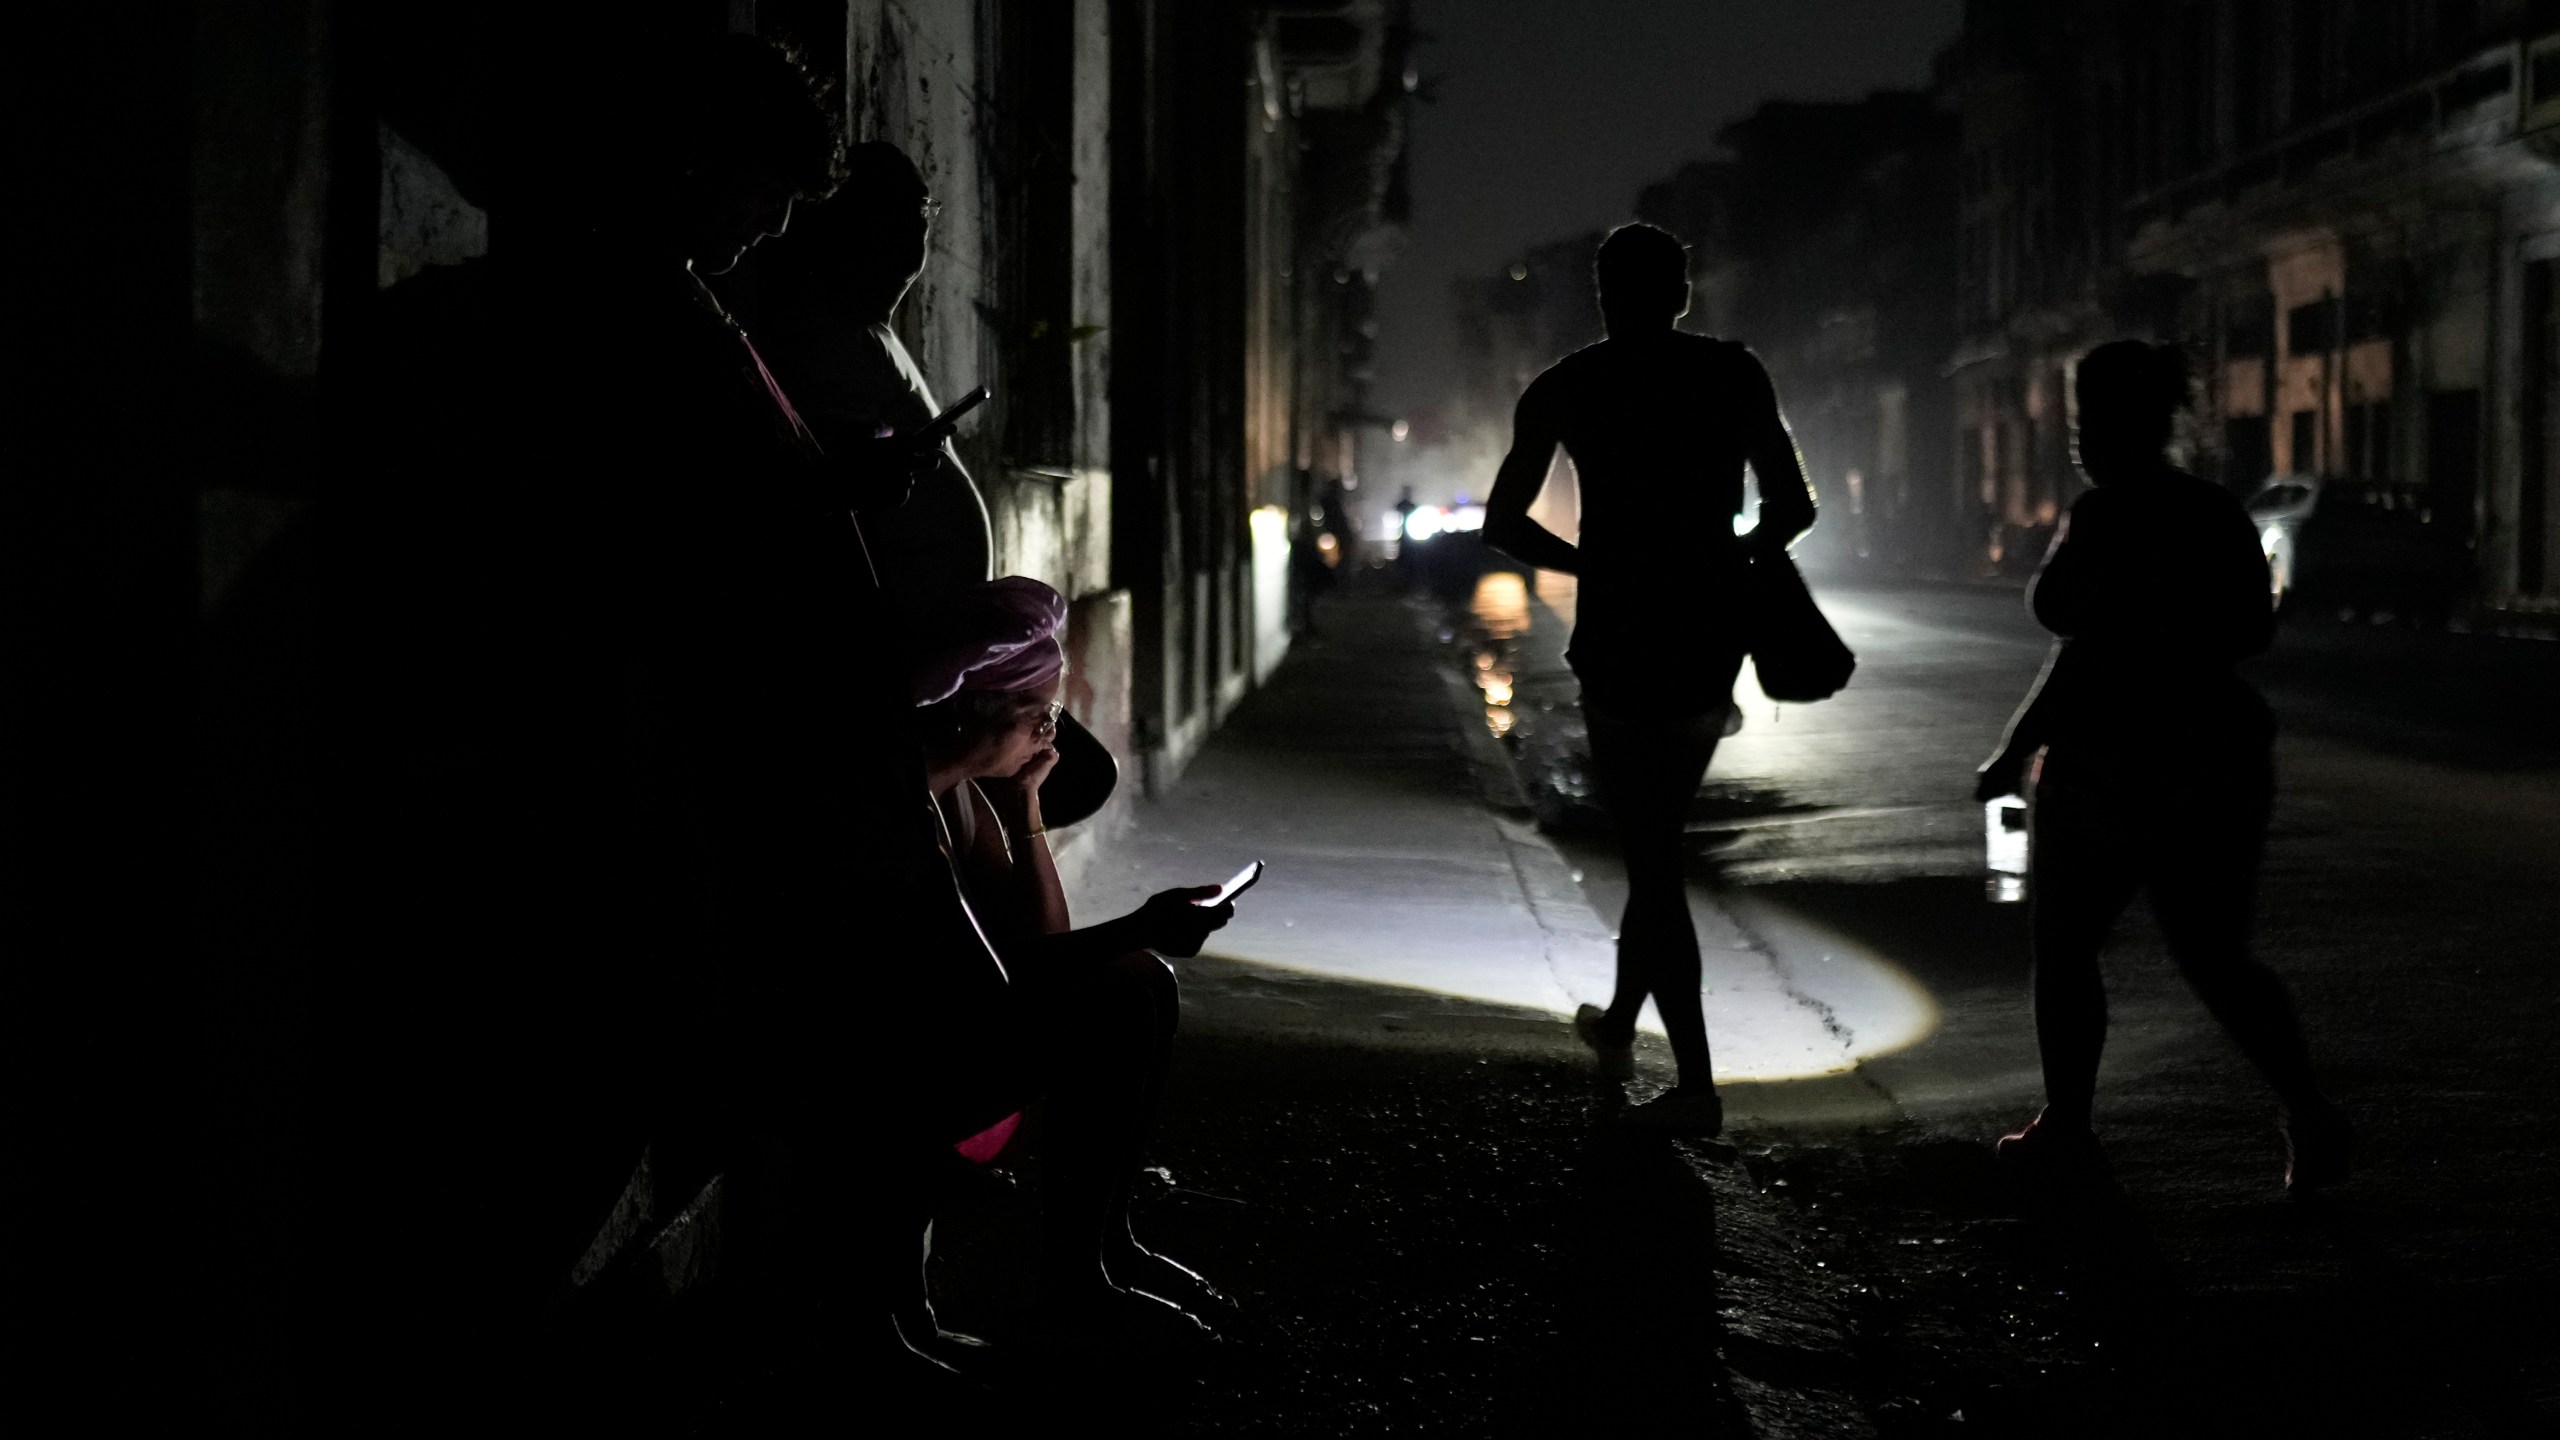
1013;888;1233;977
971;769;1072;938
1976;643;2070;800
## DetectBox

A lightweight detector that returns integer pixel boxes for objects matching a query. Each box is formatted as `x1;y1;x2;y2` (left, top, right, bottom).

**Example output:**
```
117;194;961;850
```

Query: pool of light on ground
1207;871;1939;1085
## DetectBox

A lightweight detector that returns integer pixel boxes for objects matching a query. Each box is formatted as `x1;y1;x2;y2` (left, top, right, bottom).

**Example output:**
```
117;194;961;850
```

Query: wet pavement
1433;563;2560;1435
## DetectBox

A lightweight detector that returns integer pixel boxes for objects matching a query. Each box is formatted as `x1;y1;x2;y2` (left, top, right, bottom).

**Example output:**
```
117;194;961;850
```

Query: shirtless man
1484;223;1816;1134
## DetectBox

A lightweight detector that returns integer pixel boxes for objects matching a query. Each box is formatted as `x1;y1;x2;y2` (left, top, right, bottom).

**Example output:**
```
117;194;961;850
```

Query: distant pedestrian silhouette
1486;222;1816;1135
1392;485;1422;590
1977;339;2349;1192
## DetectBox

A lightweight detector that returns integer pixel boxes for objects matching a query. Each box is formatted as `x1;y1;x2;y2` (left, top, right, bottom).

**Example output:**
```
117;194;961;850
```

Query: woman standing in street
1977;339;2350;1193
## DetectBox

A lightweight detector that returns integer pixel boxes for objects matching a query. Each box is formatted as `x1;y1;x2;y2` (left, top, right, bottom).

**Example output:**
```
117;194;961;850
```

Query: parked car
2245;474;2466;622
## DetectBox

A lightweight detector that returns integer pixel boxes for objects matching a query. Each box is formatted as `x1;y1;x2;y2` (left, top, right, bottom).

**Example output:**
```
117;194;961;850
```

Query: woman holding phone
897;577;1241;1357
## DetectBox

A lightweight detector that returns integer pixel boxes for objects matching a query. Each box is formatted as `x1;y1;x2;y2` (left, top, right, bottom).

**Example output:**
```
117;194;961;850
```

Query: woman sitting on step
892;577;1240;1366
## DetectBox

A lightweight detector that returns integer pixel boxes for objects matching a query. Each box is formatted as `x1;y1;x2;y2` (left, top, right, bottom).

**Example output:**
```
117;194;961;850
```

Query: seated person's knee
1104;949;1179;1004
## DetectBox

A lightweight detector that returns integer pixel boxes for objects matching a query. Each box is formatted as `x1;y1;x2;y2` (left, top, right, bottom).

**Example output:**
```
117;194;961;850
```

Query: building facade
1949;0;2560;617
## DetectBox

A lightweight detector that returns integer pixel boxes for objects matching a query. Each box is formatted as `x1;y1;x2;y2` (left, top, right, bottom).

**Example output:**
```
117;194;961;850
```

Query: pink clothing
909;576;1069;705
953;1110;1022;1165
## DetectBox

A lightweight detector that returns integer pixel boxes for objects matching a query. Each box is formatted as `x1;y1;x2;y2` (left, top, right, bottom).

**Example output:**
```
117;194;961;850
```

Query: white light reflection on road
1199;814;1939;1084
1200;880;1937;1084
1553;832;1940;1082
1124;574;1979;1088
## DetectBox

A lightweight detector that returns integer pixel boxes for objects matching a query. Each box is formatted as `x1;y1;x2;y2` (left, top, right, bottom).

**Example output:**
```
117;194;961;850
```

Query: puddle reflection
1468;572;1532;736
1469;569;1532;640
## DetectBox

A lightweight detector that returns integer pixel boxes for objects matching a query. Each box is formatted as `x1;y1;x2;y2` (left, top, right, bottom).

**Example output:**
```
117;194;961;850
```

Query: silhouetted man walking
1485;223;1815;1134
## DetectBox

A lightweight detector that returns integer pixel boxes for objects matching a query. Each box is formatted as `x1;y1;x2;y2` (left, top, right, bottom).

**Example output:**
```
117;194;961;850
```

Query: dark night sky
1374;0;1966;421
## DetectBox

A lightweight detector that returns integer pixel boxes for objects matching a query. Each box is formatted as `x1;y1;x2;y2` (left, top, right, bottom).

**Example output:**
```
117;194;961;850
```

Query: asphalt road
1502;576;2560;1436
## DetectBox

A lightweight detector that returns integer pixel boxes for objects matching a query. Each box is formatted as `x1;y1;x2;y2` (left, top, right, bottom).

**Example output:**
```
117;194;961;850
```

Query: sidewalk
1069;584;1613;1025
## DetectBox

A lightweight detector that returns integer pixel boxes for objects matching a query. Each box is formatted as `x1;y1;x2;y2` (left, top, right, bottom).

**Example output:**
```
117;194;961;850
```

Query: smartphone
1198;859;1264;907
910;384;990;446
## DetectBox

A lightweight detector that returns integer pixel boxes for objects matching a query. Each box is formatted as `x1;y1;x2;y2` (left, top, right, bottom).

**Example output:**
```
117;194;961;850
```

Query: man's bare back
1479;220;1820;1128
1486;329;1814;718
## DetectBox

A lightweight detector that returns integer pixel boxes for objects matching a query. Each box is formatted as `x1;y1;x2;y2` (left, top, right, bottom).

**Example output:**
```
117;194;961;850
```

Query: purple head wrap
910;577;1069;707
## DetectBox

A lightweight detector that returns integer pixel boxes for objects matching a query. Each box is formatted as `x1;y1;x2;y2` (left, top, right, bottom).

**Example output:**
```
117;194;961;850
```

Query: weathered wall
193;0;335;613
1244;29;1299;682
377;122;486;288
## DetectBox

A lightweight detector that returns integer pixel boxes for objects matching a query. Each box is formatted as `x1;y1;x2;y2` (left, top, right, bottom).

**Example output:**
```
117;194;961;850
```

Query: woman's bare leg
2025;776;2139;1128
1033;953;1200;1324
2147;790;2325;1114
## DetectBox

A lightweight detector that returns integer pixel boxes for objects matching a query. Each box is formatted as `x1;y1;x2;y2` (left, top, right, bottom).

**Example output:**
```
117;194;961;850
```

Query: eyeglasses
1017;699;1062;735
919;196;944;223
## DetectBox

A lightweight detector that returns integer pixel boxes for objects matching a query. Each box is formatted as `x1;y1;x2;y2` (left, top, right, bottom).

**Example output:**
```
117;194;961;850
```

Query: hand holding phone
909;384;989;448
1198;859;1265;907
1135;868;1249;958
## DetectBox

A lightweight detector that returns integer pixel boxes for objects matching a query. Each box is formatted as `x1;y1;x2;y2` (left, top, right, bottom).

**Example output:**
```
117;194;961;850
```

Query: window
2179;3;2214;173
2439;0;2480;55
2346;288;2393;342
2291;408;2319;474
2292;0;2332;125
2288;296;2339;354
2226;298;2275;357
2344;0;2404;100
993;2;1078;469
2226;414;2274;485
2234;1;2271;149
2345;401;2392;483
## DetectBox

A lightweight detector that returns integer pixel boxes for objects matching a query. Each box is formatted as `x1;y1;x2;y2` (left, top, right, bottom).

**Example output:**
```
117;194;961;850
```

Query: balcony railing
2121;37;2546;239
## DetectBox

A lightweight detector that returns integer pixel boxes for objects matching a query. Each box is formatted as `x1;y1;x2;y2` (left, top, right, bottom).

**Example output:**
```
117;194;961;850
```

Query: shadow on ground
905;962;1764;1434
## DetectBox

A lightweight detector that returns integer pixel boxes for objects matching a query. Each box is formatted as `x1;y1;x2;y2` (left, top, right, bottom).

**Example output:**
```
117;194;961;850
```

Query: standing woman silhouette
1977;339;2349;1192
